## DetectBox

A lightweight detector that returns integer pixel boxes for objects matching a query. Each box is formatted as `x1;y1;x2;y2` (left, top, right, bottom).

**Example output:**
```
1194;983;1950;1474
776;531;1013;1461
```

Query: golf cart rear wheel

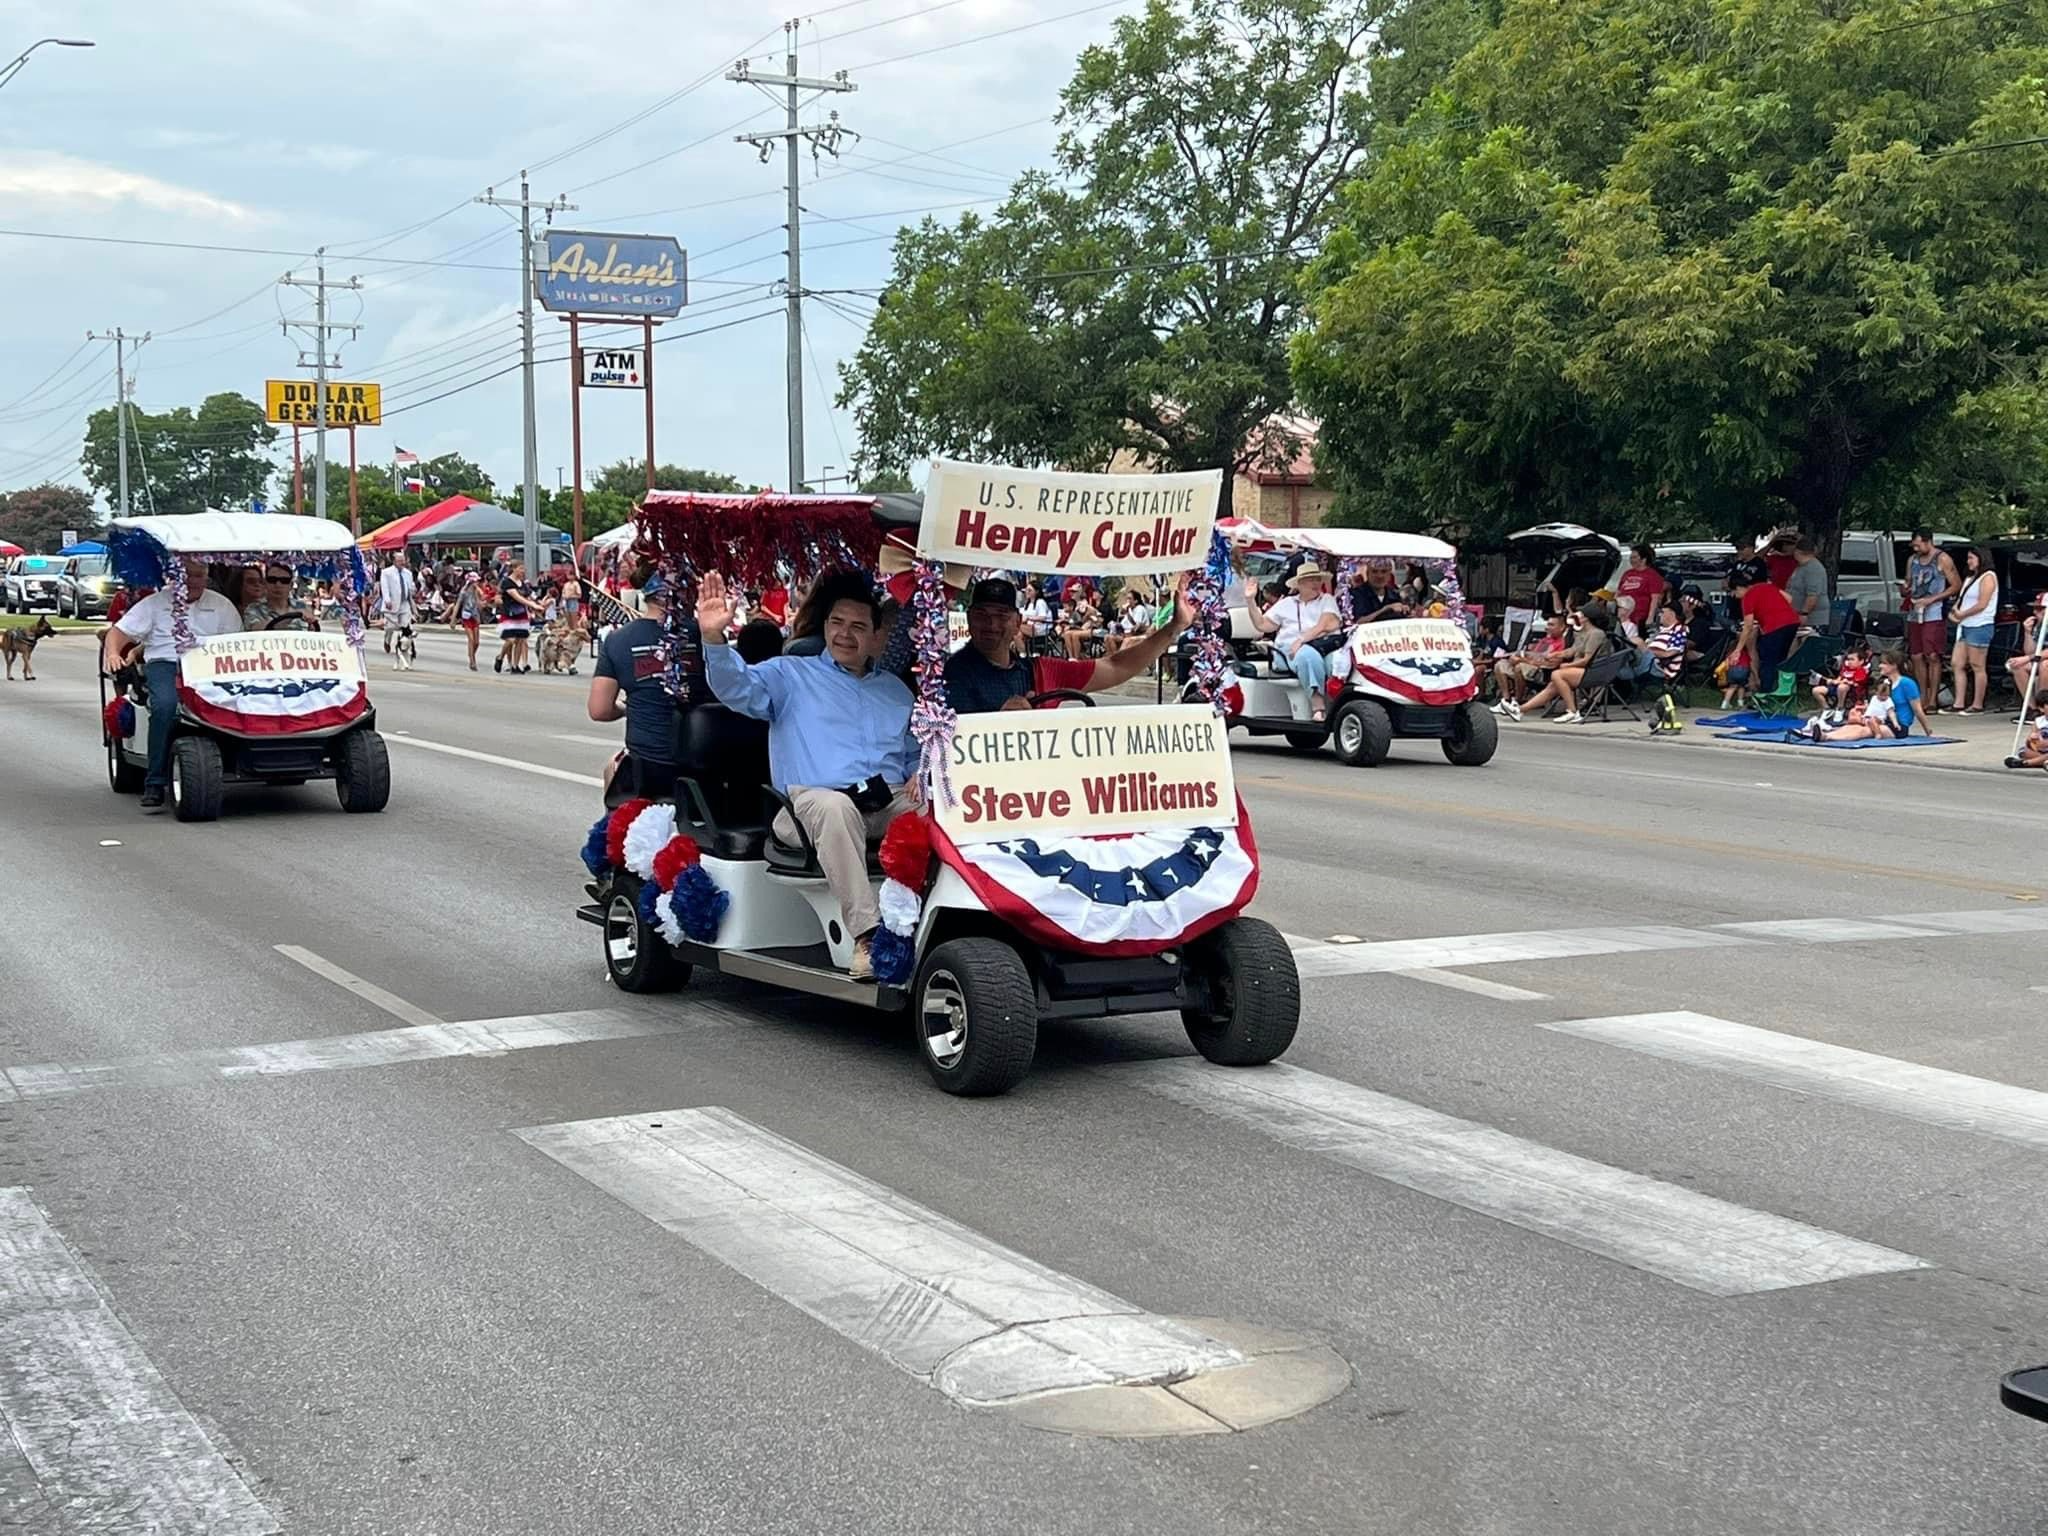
335;729;391;814
106;735;144;794
1330;698;1392;767
1284;730;1325;753
169;737;224;822
603;876;690;993
1441;699;1499;766
1181;916;1300;1065
914;938;1038;1096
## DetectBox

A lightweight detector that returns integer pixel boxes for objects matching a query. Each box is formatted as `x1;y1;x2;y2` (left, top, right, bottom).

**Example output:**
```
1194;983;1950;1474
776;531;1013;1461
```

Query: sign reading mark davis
539;231;687;319
580;348;644;389
265;380;381;427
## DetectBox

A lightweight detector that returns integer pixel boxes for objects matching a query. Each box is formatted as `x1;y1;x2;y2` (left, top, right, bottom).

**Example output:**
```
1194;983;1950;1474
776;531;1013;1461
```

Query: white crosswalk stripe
1113;1060;1928;1296
1536;1011;2048;1151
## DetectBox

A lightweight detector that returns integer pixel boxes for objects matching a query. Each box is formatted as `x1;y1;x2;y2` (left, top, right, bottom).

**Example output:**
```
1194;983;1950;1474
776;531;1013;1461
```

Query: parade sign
580;347;645;388
937;703;1237;844
1345;616;1475;705
539;231;687;318
265;380;382;427
177;630;369;735
919;459;1222;577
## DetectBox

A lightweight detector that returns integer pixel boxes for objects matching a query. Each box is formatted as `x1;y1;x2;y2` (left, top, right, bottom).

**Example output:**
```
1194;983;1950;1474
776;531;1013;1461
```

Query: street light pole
0;37;93;92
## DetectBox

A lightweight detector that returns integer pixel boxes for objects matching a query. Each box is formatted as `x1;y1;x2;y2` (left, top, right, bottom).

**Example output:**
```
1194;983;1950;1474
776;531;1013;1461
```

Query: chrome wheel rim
1337;713;1363;755
605;893;639;971
921;968;967;1069
170;757;185;807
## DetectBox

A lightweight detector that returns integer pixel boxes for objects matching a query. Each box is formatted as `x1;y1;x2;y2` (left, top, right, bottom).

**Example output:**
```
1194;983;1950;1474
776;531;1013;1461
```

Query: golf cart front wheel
335;729;391;814
169;737;224;822
1181;916;1300;1065
914;938;1038;1096
1441;699;1499;766
602;875;690;993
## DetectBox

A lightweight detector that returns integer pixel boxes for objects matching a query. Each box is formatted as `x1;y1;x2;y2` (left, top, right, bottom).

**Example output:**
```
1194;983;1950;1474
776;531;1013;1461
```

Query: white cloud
0;151;264;223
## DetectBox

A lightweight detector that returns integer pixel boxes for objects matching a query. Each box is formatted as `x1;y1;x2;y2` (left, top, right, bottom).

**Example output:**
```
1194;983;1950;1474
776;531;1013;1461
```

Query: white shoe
1501;700;1522;721
1557;710;1583;724
1489;701;1506;716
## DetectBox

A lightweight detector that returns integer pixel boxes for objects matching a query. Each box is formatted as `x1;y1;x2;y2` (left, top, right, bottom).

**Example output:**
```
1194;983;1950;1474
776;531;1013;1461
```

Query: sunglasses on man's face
266;575;292;584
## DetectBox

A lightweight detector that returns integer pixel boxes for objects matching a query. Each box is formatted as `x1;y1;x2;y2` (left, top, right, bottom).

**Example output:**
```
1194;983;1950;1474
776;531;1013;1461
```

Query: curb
1504;716;2028;779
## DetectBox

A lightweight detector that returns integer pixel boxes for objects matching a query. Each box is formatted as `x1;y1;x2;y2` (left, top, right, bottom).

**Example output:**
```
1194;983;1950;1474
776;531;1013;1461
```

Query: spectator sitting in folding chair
1811;645;1871;715
1499;603;1611;724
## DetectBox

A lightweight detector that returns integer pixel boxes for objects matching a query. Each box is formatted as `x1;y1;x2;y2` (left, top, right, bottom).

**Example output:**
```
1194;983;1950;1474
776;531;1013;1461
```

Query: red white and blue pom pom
867;815;934;986
621;802;677;880
583;803;728;944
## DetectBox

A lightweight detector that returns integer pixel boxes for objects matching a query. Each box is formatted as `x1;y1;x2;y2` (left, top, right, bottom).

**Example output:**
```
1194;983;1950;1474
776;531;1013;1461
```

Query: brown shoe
849;935;875;982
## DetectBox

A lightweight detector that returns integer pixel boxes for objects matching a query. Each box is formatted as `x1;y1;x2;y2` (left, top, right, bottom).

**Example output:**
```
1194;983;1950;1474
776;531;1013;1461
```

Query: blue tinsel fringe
672;864;728;942
579;815;611;877
869;925;917;986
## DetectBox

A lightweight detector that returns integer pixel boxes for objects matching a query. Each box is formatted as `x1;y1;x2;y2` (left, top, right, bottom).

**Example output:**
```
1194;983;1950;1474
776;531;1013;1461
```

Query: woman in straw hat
1244;563;1344;722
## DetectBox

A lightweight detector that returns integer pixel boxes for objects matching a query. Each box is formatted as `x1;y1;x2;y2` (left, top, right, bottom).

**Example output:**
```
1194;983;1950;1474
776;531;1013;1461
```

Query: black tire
1284;730;1325;753
914;938;1038;1096
169;736;224;822
1180;916;1300;1066
601;876;690;993
106;734;144;794
1441;699;1500;766
1330;697;1393;767
335;729;391;814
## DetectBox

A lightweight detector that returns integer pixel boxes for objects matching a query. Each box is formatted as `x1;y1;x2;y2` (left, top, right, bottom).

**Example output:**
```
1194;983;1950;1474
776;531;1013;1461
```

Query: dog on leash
393;623;417;670
1;615;55;680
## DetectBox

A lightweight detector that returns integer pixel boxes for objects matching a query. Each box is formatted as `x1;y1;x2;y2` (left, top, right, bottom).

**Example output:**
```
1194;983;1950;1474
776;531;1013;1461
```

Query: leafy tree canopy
82;393;276;517
1293;0;2048;549
0;483;97;552
841;0;1376;514
589;460;753;499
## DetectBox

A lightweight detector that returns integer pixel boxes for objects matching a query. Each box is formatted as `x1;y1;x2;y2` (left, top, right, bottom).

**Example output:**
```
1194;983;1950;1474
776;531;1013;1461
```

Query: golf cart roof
110;511;358;555
1222;518;1457;563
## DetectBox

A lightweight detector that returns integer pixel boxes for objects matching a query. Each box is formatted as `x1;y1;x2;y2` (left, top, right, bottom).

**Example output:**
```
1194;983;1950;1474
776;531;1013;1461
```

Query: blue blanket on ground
1709;728;1960;749
1694;711;1797;730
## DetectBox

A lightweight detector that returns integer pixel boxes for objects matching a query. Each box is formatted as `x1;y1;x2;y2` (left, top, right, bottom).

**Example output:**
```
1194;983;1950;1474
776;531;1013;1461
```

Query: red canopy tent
361;494;487;551
0;540;24;559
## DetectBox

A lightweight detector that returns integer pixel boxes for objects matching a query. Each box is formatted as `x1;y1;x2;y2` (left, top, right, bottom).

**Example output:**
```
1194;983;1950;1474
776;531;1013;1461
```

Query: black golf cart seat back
671;703;773;857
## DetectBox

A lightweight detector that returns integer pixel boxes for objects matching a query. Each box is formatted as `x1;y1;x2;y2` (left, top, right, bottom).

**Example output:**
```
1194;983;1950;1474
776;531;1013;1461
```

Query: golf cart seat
764;789;891;881
670;704;775;859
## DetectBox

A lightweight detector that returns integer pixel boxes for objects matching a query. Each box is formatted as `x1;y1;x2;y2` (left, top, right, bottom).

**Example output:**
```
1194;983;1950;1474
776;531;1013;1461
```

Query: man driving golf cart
944;573;1199;713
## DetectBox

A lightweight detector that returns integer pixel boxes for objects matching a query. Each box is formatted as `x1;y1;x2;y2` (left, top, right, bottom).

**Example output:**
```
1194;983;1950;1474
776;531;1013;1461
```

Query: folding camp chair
1575;648;1640;723
1748;634;1837;718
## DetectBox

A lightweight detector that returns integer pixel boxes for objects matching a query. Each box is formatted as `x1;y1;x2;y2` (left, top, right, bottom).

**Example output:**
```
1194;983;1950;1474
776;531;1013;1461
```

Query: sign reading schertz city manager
538;231;688;319
919;459;1221;577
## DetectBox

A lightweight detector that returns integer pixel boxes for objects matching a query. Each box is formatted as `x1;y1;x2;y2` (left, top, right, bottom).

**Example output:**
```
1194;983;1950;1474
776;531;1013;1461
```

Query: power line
0;340;103;419
799;312;850;478
852;0;1129;70
0;227;521;271
1929;133;2048;157
1872;0;2028;32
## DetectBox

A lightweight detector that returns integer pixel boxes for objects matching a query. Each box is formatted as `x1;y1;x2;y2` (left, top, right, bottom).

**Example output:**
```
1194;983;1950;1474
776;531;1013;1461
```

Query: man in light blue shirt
699;567;918;980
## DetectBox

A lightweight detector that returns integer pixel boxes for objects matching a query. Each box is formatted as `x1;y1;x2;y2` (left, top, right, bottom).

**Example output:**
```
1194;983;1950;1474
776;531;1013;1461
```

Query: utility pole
478;174;574;578
87;328;148;519
279;250;362;529
730;23;855;493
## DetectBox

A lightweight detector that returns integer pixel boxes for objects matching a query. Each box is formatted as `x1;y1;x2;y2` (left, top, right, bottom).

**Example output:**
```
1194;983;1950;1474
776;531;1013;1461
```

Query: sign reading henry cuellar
176;631;368;736
937;704;1238;845
919;459;1221;576
538;231;688;319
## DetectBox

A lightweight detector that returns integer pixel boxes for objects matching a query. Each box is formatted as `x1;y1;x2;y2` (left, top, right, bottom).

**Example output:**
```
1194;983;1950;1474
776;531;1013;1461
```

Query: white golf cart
575;472;1300;1096
1208;520;1498;768
102;512;390;821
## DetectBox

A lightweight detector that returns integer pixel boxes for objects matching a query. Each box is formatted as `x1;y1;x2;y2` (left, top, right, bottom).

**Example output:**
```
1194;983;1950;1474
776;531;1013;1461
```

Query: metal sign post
568;314;584;550
644;317;656;500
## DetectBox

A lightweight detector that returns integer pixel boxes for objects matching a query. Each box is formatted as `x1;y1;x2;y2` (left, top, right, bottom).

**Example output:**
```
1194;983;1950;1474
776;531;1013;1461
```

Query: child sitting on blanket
1806;656;1922;741
2007;714;2048;771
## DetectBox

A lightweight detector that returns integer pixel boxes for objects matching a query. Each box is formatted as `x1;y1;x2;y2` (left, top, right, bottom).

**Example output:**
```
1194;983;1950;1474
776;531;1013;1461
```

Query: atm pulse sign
265;380;382;427
580;349;644;389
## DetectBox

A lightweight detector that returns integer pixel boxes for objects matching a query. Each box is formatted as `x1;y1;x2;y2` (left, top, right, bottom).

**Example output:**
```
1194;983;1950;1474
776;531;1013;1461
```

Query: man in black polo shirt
943;576;1196;714
588;573;702;798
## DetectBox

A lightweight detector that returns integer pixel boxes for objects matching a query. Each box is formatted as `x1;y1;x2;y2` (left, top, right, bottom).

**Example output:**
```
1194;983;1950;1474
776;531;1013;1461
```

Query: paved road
3;629;2046;1535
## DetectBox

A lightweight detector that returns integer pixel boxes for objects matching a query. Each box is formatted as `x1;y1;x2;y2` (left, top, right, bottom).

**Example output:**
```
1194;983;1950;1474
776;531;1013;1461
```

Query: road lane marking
1714;917;1947;944
274;944;443;1027
1536;1011;2048;1151
0;1009;683;1103
380;733;603;786
1116;1061;1927;1296
551;732;625;749
1391;968;1548;1002
0;1187;278;1534
514;1107;1247;1406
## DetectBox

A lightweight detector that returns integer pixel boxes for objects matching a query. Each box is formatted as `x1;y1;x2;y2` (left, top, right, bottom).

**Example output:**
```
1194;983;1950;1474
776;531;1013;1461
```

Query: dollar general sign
264;380;383;427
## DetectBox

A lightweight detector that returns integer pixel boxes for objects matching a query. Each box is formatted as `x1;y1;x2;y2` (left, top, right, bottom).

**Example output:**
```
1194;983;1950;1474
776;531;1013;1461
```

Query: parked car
1835;530;1972;621
1504;525;1739;618
54;553;115;619
3;555;70;614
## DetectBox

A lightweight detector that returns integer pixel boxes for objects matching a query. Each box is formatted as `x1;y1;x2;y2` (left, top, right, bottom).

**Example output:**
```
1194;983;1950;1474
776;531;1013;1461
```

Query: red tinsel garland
606;798;652;870
878;813;934;888
634;495;884;593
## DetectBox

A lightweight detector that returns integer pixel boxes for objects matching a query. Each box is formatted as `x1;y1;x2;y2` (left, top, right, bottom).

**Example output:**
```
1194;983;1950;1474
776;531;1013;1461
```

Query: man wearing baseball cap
588;571;701;800
943;574;1198;714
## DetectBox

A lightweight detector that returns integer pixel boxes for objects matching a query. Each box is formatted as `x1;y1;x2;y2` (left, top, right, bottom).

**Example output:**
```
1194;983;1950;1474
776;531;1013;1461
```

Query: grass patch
0;613;97;632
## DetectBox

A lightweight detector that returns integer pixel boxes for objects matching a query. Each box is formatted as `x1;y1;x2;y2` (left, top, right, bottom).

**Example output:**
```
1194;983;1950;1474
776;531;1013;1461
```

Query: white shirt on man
114;589;243;664
1270;592;1340;653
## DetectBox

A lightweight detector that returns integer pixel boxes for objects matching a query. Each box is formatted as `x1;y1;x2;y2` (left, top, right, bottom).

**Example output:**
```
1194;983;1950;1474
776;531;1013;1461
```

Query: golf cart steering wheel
1027;688;1095;708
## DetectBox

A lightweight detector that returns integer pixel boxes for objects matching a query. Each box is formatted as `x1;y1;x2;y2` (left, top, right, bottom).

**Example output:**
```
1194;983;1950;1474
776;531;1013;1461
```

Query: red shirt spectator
760;584;789;626
1740;579;1799;636
1614;546;1666;631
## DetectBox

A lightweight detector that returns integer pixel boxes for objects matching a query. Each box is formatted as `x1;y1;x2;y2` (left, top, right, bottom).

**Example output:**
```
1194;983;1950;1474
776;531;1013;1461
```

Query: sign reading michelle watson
919;460;1221;576
937;704;1237;845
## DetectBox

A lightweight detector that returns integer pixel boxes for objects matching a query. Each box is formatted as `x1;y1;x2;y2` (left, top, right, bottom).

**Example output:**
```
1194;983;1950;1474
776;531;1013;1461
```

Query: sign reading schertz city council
538;231;688;319
919;459;1221;576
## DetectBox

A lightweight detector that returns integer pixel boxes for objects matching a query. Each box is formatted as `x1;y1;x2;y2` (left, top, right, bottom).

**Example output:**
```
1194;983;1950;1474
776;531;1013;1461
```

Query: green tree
839;0;1377;515
857;468;916;492
82;393;277;516
418;452;493;498
0;483;97;552
1293;0;2048;552
588;459;753;498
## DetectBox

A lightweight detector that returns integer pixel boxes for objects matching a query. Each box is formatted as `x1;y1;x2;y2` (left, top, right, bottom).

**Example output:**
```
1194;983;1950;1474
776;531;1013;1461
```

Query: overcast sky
0;0;1131;510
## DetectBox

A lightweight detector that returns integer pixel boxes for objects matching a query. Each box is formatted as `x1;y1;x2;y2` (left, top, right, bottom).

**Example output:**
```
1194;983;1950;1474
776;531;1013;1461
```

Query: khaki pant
774;784;918;939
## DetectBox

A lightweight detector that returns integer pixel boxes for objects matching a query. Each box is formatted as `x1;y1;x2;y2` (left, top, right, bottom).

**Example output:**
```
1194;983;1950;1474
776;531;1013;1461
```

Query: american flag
392;447;420;466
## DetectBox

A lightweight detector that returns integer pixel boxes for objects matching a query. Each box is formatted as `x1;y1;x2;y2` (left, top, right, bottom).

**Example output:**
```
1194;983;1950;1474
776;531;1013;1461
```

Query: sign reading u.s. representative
937;704;1237;845
539;231;688;319
919;459;1222;577
265;380;382;427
